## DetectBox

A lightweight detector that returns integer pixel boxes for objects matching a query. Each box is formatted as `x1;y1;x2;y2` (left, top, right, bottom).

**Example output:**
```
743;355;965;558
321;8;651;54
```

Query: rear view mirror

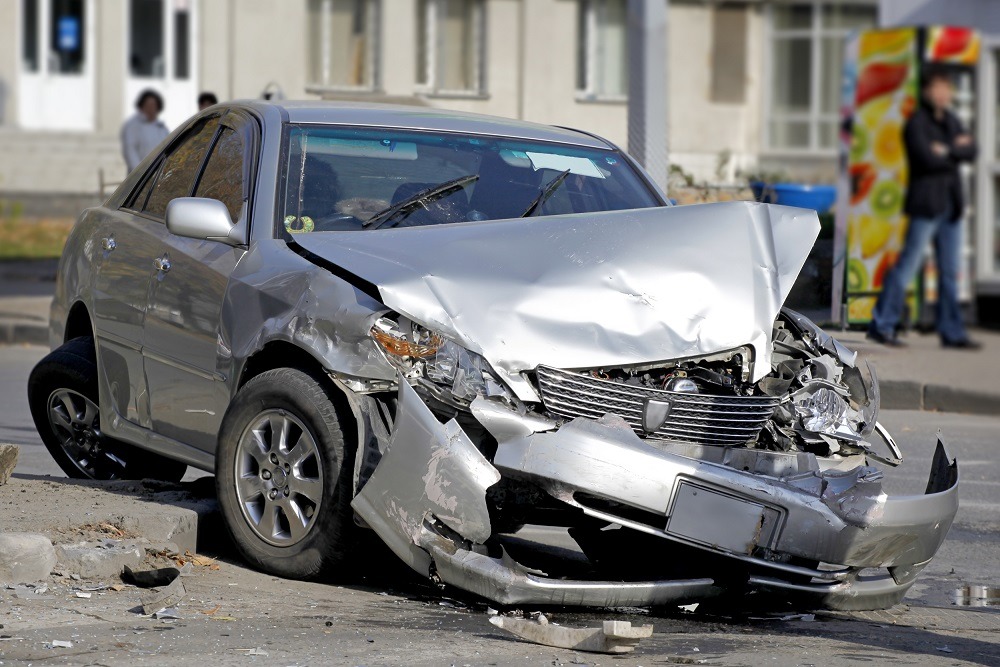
166;197;245;246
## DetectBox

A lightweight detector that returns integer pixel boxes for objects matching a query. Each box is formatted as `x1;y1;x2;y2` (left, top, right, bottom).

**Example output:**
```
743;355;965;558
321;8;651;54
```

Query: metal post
627;0;669;193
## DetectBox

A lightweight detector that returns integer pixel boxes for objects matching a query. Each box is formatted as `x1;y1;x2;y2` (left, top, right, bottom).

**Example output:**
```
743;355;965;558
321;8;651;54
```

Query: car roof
237;100;614;150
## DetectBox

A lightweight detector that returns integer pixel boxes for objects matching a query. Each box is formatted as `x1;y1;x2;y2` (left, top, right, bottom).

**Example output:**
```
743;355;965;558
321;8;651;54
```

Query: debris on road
122;564;180;588
139;576;186;615
74;591;92;598
47;639;73;648
0;443;19;485
152;607;181;619
0;532;56;583
232;647;269;656
488;615;653;654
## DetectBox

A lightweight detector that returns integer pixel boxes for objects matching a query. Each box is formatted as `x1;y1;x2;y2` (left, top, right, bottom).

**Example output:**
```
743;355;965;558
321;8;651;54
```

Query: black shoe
941;338;982;350
866;329;906;347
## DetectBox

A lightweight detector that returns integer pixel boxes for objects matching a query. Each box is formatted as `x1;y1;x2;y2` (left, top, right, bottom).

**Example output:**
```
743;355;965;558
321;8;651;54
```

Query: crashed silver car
29;101;957;612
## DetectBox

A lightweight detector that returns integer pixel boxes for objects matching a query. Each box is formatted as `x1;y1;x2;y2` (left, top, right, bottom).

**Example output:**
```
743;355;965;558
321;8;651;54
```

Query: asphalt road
2;345;999;665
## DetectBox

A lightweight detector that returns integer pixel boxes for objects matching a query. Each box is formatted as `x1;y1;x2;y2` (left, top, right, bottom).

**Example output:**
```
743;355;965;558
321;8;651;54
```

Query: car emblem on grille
642;397;674;434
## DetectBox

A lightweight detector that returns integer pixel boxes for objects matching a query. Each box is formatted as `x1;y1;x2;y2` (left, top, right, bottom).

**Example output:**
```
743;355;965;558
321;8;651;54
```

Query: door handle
101;237;116;251
153;256;171;273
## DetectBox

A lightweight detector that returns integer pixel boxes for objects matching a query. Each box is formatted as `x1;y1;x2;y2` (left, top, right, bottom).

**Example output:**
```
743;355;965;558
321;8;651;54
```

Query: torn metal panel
493;409;958;570
421;532;718;607
293;201;819;397
351;379;500;574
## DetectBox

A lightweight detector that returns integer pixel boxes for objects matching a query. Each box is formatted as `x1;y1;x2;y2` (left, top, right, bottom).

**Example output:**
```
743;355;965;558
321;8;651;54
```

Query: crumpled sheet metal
350;379;500;574
293;201;820;399
492;412;958;571
421;532;718;608
224;252;395;386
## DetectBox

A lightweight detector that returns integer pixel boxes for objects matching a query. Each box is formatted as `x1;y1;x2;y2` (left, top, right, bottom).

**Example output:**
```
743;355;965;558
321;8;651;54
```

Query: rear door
142;110;257;453
94;114;221;427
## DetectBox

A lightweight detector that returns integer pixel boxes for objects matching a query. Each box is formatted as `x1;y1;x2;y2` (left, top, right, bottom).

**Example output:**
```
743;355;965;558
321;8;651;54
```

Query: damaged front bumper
351;382;958;611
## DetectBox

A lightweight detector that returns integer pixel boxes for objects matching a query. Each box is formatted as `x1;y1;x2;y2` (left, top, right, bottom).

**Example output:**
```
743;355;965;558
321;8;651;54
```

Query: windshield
279;125;661;236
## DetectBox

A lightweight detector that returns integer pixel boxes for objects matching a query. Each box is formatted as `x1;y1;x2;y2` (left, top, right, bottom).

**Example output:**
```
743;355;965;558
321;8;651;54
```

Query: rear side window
144;116;220;219
195;127;245;223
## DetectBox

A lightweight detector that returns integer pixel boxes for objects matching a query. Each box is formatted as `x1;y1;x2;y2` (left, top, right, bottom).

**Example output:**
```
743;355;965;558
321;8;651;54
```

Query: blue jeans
869;210;967;343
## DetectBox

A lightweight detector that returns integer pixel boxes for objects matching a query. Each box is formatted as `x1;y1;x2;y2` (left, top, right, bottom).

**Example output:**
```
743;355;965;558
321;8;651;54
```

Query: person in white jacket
120;89;169;173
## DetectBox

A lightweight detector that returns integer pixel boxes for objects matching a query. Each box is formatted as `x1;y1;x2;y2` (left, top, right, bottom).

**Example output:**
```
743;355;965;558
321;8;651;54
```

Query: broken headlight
370;317;512;404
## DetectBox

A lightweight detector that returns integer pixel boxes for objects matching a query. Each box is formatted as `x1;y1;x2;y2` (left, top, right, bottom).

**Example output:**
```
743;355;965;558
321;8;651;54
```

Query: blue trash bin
749;182;836;213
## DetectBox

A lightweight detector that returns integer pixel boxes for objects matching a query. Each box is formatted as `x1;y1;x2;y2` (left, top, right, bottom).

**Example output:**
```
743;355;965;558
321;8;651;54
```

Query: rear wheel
27;336;188;481
215;368;356;580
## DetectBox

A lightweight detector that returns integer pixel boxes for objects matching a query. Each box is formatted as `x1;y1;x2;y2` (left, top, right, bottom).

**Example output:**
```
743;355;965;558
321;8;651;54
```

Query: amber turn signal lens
370;326;442;358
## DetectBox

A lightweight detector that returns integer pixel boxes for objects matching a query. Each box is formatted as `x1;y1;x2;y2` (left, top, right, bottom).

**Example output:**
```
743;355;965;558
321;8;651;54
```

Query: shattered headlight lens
795;387;848;434
370;317;511;403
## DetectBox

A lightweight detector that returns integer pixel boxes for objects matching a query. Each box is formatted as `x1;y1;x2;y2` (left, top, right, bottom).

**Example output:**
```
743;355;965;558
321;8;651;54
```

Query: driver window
195;127;246;223
143;116;220;219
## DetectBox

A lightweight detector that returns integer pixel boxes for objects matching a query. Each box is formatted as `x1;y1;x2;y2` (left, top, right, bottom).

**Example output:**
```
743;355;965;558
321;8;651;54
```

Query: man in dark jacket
868;66;978;348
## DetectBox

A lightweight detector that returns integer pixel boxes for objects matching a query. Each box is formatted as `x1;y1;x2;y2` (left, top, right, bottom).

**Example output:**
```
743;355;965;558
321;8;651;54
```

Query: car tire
215;367;356;581
27;336;188;482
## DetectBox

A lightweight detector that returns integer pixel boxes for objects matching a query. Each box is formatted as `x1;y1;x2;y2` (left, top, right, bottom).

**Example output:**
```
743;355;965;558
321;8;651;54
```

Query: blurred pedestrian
120;89;168;173
868;66;979;349
198;91;218;110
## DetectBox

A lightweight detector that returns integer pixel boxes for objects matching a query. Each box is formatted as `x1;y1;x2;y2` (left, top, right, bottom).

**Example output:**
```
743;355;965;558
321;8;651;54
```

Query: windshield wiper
520;169;571;218
363;174;479;230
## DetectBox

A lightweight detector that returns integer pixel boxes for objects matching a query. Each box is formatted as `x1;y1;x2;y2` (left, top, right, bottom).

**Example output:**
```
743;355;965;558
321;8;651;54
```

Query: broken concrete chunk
488;616;653;654
0;444;18;485
0;533;56;583
140;577;186;615
55;541;144;579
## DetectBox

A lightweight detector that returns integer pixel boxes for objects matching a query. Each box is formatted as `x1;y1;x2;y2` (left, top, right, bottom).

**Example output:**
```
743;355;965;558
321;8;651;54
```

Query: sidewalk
0;292;997;415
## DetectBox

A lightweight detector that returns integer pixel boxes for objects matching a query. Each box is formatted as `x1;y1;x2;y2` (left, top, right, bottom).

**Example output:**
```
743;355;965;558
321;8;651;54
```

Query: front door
124;0;198;131
19;0;95;130
143;111;255;453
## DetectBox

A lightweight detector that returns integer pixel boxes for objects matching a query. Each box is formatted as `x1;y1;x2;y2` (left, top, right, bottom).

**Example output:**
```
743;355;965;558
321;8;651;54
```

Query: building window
577;0;628;101
307;0;379;91
415;0;485;95
767;1;876;151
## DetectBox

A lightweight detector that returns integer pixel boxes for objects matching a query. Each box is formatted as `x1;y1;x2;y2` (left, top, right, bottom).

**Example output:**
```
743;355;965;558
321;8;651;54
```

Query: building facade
0;0;882;205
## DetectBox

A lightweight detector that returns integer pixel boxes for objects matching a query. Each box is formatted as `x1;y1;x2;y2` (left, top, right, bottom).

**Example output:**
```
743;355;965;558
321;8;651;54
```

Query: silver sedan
28;101;957;611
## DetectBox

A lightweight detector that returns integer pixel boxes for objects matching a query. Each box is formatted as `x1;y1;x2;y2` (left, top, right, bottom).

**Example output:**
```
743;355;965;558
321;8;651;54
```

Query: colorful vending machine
833;26;980;326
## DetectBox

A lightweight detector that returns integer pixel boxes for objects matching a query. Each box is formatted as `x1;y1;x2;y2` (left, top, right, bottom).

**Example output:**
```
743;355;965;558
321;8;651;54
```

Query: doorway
124;0;198;132
18;0;95;131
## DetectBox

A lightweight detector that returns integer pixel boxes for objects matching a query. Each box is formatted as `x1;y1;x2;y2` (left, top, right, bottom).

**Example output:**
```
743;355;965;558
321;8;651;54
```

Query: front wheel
27;336;187;481
215;368;356;580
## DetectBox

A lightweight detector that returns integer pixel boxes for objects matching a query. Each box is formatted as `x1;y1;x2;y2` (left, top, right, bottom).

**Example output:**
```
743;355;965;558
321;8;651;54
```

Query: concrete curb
0;475;222;556
880;379;1000;416
0;321;48;346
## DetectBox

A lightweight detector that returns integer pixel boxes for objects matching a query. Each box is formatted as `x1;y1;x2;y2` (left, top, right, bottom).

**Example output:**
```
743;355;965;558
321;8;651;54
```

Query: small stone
0;444;19;485
0;533;56;583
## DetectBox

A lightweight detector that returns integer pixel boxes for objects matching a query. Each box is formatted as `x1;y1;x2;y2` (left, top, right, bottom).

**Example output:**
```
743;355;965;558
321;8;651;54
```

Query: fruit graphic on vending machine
873;121;903;168
930;27;975;61
851;125;870;163
870;180;903;218
850;163;877;205
859;214;894;258
847;258;869;292
860;29;913;61
856;61;909;108
873;251;898;288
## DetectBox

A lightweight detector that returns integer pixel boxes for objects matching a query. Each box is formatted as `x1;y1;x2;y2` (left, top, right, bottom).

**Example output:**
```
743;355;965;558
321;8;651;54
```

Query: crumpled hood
294;201;819;400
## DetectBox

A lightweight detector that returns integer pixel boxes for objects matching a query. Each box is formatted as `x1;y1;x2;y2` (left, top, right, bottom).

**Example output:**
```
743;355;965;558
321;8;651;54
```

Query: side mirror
165;197;245;246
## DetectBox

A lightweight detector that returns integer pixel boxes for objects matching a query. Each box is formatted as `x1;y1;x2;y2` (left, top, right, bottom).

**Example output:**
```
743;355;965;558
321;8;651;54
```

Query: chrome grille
535;365;779;446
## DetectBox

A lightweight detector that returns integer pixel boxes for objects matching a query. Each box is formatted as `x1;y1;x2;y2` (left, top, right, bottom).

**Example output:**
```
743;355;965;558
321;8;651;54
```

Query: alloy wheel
46;388;126;479
234;409;324;546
